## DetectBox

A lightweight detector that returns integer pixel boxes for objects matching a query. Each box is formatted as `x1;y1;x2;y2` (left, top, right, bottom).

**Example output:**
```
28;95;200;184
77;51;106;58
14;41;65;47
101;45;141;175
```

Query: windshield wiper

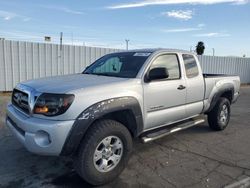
93;73;112;77
82;72;109;76
83;72;122;78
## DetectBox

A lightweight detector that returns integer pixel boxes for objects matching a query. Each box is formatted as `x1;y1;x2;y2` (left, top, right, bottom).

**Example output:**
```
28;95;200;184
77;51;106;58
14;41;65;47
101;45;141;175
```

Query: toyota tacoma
6;49;240;185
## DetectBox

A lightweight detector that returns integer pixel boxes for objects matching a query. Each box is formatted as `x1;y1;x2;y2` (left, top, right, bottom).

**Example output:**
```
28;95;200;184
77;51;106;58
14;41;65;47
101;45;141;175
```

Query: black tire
74;119;133;186
208;97;231;131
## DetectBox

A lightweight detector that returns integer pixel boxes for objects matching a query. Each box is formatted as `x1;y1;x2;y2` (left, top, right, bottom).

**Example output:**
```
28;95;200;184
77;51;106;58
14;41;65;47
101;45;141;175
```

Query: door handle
177;85;186;90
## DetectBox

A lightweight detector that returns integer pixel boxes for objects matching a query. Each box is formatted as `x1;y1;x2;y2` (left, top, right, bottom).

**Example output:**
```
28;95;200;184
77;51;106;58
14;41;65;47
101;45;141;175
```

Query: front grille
12;89;30;114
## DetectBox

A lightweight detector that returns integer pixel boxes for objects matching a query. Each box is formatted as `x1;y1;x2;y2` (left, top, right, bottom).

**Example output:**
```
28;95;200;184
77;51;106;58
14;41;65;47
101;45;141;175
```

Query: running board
141;118;205;143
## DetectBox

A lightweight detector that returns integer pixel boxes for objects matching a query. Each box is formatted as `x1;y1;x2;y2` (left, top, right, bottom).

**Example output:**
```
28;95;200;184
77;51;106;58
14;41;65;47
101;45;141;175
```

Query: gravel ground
0;87;250;188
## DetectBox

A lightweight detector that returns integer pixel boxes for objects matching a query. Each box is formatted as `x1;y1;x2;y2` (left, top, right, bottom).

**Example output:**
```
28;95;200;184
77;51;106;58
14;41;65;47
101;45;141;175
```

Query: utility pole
60;32;63;75
125;39;129;50
190;46;193;52
60;32;63;49
212;48;215;56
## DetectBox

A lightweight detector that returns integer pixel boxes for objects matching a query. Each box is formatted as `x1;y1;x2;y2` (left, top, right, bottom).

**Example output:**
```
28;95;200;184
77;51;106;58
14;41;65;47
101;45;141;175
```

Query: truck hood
21;74;129;93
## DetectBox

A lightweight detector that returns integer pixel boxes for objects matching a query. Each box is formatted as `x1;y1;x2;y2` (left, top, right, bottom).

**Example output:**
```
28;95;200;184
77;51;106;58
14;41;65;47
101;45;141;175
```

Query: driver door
143;54;187;130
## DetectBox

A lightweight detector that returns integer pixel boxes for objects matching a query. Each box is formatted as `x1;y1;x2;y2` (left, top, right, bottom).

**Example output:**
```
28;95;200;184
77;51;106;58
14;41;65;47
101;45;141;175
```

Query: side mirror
146;67;169;82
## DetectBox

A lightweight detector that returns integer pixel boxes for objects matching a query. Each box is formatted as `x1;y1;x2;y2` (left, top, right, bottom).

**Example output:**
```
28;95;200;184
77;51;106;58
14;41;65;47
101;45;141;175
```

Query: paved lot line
225;177;250;188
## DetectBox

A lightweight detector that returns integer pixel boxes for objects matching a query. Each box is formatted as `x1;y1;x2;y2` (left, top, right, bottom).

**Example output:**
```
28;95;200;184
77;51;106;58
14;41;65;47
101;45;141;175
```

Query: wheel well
205;89;234;114
221;90;233;103
101;110;137;137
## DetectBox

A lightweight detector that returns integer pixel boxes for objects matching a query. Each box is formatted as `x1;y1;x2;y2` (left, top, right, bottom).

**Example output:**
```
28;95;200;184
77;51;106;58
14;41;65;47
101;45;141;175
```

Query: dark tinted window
83;52;151;78
182;54;199;78
150;54;180;80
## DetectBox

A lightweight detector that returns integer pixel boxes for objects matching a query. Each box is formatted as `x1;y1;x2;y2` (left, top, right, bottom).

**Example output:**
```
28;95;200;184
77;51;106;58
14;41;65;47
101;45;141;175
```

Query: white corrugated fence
0;40;120;91
198;55;250;84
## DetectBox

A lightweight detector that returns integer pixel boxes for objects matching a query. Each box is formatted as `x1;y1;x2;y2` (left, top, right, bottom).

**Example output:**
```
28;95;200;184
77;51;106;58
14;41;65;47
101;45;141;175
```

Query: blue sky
0;0;250;56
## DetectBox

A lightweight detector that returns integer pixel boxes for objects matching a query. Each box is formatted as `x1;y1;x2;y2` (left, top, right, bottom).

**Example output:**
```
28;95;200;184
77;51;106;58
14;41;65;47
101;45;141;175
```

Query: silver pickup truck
6;49;240;185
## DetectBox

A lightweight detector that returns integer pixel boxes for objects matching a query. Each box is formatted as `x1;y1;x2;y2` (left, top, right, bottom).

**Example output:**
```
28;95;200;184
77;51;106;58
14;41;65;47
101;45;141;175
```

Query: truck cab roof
120;48;195;55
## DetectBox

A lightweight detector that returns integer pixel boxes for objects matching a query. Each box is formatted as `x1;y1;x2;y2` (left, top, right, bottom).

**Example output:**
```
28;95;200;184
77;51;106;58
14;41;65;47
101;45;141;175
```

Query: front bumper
6;103;74;156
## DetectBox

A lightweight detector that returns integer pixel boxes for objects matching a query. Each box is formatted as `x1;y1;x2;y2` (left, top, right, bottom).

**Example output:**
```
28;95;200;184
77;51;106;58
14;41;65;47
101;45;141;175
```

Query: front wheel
208;97;231;131
74;119;133;186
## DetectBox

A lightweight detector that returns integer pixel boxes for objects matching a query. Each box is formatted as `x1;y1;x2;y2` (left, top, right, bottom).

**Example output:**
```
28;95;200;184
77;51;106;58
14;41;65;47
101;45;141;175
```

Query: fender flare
205;85;234;113
60;96;143;156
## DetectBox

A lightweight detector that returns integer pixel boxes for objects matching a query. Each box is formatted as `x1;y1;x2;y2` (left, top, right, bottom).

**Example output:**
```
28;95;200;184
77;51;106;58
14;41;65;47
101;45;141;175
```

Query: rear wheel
208;97;231;131
74;119;132;186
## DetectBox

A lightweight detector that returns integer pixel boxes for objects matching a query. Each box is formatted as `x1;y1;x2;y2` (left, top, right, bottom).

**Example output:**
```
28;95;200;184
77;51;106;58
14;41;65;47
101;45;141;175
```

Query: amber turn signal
34;106;49;113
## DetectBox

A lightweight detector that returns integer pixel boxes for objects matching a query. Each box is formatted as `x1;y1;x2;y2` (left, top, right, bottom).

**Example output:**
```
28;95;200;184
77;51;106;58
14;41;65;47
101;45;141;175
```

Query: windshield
83;52;151;78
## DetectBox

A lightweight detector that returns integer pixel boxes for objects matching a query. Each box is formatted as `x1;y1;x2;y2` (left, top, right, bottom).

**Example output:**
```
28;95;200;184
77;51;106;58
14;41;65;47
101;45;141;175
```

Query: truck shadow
181;123;211;134
49;169;129;188
49;170;92;188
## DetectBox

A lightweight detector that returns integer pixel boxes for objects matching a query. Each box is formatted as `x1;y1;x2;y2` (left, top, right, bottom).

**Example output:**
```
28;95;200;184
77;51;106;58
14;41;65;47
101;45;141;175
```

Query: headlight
33;93;75;116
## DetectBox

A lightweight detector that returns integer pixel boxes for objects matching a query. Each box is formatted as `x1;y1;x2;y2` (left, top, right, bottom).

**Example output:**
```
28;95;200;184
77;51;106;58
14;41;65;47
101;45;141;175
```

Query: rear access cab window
182;54;199;78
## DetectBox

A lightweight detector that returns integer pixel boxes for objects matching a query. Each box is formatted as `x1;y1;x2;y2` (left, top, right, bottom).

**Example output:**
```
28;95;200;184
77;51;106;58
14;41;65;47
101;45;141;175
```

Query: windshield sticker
133;52;151;57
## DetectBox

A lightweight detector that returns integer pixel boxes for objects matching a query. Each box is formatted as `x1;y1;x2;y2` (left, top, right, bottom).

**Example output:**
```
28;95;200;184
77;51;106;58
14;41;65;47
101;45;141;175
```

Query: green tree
196;41;205;55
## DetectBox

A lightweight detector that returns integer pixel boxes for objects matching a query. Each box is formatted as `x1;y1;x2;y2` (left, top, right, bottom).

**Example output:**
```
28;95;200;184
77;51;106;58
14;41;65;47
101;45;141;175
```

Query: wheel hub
102;147;113;158
93;136;123;173
220;104;228;124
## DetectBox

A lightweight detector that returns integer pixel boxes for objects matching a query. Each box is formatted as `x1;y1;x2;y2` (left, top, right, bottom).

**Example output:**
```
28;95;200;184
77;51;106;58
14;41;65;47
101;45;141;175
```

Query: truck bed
203;74;240;102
